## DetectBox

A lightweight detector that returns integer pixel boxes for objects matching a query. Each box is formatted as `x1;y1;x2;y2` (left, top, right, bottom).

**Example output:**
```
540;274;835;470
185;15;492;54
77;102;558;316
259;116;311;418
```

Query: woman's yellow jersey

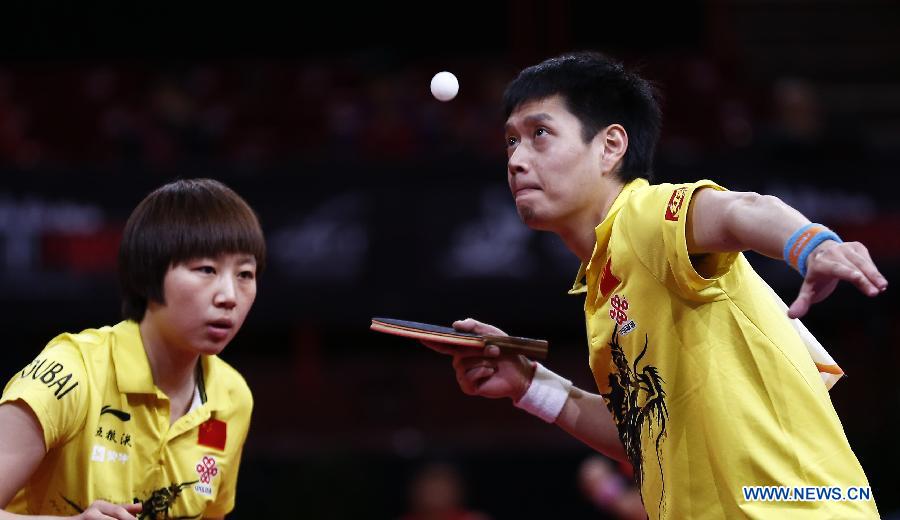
1;321;252;517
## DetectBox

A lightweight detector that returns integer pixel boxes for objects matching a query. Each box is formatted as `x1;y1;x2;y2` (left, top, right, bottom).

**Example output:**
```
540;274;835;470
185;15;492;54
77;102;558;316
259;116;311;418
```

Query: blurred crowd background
1;2;898;518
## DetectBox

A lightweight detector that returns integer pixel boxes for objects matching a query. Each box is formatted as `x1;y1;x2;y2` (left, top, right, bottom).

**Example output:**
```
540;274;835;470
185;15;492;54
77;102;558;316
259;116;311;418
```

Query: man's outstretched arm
685;189;888;318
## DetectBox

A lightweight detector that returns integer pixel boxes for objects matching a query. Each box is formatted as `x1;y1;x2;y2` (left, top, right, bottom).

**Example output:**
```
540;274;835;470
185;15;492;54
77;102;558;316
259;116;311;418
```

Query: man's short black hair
503;51;662;182
118;178;266;322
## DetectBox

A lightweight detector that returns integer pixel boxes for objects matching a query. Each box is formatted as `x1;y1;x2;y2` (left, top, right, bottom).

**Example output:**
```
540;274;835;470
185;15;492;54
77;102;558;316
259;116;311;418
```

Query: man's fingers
845;246;888;294
788;286;812;319
453;357;497;392
832;258;879;296
466;365;496;381
457;366;497;396
454;355;489;374
813;242;888;295
452;318;506;337
459;357;495;373
455;368;485;395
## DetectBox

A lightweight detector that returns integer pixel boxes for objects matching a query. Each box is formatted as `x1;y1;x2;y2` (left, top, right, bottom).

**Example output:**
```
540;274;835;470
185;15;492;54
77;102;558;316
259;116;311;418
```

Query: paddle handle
482;335;549;360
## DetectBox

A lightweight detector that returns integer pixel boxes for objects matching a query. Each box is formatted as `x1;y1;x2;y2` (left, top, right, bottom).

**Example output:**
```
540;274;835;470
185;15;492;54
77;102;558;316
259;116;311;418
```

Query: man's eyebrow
505;113;554;131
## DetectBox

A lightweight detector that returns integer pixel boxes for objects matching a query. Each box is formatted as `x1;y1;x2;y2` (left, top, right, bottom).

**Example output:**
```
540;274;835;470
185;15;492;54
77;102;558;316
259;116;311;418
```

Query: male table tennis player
426;52;887;519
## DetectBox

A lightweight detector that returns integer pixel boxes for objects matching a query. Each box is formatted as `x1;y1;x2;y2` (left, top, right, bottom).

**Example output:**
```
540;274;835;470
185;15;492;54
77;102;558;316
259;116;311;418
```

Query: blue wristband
783;223;843;277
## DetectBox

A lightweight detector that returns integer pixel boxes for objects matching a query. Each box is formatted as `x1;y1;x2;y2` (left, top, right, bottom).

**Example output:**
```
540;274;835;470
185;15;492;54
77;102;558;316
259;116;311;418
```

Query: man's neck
557;179;627;262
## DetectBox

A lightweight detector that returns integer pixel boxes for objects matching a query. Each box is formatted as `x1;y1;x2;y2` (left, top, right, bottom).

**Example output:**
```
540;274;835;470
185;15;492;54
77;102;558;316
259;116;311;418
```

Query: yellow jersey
1;320;252;518
571;179;878;519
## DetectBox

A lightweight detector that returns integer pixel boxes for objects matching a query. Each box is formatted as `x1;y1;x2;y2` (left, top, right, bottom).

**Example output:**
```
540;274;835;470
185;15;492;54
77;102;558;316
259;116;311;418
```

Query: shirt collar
112;320;226;412
568;177;649;294
112;320;157;394
198;354;227;412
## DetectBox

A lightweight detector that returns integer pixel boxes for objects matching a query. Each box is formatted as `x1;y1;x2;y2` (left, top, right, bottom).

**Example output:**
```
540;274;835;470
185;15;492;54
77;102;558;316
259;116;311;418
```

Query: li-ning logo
664;187;687;221
194;456;218;496
100;405;132;422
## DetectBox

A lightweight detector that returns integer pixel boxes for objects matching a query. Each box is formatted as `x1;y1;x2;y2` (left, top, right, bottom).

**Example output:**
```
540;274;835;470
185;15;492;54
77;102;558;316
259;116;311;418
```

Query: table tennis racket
370;317;548;360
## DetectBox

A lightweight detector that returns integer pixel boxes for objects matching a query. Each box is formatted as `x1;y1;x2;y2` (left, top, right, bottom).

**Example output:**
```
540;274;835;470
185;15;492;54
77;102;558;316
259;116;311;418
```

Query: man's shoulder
620;179;726;219
620;182;674;212
629;179;703;198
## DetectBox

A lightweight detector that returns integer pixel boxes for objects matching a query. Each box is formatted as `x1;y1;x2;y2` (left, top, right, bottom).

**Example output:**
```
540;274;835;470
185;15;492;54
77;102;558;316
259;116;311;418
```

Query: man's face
504;95;603;231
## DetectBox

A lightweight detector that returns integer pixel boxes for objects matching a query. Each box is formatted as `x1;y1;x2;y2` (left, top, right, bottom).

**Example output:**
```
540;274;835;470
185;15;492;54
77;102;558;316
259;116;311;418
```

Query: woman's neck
138;319;199;421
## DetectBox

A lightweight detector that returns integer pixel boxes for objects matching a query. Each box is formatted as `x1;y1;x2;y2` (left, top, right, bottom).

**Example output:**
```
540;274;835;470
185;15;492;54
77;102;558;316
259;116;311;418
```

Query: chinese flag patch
198;418;227;450
598;258;620;298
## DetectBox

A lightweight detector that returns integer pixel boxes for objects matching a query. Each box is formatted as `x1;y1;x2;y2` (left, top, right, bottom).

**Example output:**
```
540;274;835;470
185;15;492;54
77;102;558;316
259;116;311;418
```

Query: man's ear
598;124;628;176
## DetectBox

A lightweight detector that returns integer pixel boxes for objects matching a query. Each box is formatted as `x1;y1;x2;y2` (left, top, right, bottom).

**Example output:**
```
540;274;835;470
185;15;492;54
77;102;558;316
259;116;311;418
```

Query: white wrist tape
514;362;573;423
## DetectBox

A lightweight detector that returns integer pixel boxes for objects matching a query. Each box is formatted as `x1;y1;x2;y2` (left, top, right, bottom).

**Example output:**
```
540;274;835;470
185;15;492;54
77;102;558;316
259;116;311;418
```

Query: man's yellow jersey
571;179;877;519
1;320;252;518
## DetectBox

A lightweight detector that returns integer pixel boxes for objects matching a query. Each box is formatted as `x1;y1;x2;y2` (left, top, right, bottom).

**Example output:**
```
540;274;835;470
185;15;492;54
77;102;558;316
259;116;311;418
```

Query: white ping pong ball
430;71;459;102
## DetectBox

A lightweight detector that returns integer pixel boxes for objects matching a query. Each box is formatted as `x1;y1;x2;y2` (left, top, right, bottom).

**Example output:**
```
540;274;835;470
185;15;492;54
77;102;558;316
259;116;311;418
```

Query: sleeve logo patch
664;187;688;221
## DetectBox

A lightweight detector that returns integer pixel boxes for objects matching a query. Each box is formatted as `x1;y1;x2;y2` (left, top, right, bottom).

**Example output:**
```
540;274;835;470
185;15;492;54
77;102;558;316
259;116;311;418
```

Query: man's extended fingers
790;241;888;319
821;257;879;296
844;252;881;296
845;244;888;293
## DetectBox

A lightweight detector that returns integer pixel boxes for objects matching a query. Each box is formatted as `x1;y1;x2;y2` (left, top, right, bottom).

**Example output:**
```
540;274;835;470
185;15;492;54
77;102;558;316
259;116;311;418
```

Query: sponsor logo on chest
90;444;128;464
194;456;219;496
609;294;637;336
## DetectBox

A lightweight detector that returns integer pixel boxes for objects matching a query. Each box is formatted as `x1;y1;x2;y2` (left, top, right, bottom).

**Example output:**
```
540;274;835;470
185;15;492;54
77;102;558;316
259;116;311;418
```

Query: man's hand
789;240;888;319
422;318;535;401
425;319;627;462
